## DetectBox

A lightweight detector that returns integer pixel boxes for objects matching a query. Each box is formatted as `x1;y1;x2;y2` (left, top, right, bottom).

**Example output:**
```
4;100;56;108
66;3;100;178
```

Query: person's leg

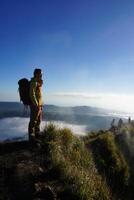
35;107;42;138
28;105;38;140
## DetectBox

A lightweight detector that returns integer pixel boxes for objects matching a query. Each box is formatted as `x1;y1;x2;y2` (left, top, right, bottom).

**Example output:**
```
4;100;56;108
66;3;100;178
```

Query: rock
35;182;56;200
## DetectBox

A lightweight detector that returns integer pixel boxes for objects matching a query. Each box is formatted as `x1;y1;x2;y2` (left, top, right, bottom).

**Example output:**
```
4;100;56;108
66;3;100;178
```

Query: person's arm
30;80;38;106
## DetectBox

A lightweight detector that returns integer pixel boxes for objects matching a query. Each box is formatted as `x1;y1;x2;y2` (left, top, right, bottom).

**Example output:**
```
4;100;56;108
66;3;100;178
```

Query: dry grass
41;123;113;200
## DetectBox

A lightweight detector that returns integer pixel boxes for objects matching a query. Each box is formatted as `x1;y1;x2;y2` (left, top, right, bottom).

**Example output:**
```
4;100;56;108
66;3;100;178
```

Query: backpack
18;78;31;105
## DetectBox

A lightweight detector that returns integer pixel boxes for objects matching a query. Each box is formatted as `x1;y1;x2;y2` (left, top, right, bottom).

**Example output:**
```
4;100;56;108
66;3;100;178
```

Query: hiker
28;68;43;140
111;119;115;128
36;79;43;122
118;118;123;129
110;119;117;134
128;117;131;124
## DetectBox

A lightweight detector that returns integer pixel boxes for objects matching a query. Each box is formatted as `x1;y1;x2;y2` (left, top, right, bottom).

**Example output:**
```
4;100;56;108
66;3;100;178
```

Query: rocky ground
0;140;68;200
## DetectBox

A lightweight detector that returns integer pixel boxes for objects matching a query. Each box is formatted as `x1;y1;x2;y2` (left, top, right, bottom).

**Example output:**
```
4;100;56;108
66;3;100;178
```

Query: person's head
33;68;42;81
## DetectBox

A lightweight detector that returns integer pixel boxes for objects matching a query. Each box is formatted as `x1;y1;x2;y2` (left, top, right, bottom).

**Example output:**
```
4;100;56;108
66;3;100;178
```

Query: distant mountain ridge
0;101;115;115
0;101;127;132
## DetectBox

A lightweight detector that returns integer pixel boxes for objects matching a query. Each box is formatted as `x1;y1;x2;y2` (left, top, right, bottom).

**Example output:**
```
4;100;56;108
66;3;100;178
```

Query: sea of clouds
0;117;87;141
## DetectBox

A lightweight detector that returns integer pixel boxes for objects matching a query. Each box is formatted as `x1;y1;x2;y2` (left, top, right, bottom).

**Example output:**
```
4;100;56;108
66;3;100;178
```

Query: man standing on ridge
28;68;43;141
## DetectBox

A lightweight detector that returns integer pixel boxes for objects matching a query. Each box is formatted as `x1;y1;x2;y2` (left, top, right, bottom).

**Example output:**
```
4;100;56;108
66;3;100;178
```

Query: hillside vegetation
0;122;134;199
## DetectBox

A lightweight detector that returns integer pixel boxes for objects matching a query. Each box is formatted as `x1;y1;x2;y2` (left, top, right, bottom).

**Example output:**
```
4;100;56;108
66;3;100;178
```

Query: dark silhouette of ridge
0;140;30;154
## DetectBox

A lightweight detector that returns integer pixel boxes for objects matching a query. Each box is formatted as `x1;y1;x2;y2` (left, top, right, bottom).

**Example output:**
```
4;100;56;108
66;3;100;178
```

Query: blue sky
0;0;134;112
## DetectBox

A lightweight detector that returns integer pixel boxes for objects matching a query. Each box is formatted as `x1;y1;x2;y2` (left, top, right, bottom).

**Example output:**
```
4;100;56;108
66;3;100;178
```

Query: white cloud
0;117;87;141
51;92;101;99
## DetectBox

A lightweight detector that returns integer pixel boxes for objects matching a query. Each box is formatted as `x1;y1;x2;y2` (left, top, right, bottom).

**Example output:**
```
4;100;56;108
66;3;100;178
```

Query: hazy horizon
1;100;134;114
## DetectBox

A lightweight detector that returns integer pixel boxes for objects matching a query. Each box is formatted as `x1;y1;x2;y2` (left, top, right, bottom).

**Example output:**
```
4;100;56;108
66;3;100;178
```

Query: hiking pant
28;105;42;140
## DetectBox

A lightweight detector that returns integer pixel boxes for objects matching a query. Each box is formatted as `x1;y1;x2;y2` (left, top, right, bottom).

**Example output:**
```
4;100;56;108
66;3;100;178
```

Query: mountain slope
1;122;134;200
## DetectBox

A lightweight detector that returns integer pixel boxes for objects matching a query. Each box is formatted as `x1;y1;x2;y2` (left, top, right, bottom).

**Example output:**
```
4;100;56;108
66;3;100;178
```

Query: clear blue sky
0;0;134;111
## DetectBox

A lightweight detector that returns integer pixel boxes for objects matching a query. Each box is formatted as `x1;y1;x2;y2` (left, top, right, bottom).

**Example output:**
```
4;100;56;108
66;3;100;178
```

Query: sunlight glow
44;92;134;113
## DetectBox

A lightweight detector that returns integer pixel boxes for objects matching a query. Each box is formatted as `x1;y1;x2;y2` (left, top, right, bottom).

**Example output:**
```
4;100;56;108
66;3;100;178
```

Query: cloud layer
0;117;87;141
